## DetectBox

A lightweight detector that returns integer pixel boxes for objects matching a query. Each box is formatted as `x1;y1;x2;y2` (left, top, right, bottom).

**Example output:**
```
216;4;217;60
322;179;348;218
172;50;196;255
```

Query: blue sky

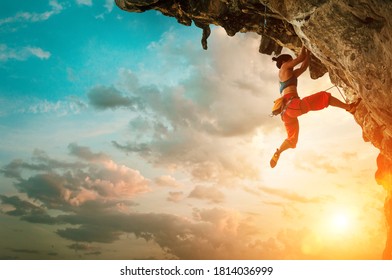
0;1;193;101
0;0;386;260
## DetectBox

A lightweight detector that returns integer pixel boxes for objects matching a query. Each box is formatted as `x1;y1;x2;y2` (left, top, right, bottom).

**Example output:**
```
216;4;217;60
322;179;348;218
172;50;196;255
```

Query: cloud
64;243;101;256
7;248;40;255
0;146;340;259
342;152;358;160
261;200;304;220
53;208;280;259
58;224;120;243
68;143;110;162
20;97;87;115
88;29;280;183
0;195;45;217
0;0;63;26
0;44;51;62
67;243;99;252
26;47;51;59
167;191;184;202
87;85;143;110
188;185;225;203
1;145;150;210
1;149;86;180
0;193;60;226
104;0;114;12
258;186;331;204
112;106;259;182
193;208;240;232
94;0;115;19
0;144;294;259
155;175;181;188
76;0;93;6
293;151;339;174
49;0;63;12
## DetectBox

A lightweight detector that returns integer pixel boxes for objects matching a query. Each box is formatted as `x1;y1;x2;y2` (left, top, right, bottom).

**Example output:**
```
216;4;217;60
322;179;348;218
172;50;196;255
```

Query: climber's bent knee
301;91;331;113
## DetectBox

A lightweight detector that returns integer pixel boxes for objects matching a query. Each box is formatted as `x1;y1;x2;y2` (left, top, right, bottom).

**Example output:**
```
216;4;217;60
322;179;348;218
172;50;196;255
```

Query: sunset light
330;212;350;233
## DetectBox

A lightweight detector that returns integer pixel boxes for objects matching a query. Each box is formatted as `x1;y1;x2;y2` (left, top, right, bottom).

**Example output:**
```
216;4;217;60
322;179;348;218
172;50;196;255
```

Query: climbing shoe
270;149;280;168
347;98;362;114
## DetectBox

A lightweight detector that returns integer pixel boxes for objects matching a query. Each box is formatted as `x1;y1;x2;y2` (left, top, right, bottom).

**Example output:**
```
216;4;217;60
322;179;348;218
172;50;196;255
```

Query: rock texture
115;0;392;259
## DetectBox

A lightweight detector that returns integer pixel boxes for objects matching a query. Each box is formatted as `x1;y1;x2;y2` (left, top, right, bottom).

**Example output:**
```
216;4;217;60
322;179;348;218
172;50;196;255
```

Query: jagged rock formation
115;0;392;259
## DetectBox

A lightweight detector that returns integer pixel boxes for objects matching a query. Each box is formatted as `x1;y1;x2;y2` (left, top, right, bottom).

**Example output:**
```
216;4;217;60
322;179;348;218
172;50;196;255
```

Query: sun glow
331;213;350;233
315;208;356;239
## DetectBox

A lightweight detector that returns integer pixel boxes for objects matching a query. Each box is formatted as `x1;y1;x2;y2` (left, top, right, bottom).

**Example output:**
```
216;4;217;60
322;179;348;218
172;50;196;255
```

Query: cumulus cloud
54;208;286;259
1;145;150;211
188;185;225;203
68;142;110;162
85;29;281;184
0;146;341;259
0;145;309;259
1;149;86;180
0;198;268;259
155;175;181;188
167;191;184;203
0;195;45;217
87;85;143;110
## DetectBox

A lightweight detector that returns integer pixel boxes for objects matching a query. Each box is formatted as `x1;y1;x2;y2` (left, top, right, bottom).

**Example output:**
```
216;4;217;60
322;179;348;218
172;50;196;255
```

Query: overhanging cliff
115;0;392;259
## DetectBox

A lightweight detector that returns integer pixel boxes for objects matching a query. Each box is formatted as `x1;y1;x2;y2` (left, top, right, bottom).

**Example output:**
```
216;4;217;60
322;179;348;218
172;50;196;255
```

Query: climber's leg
329;95;350;110
300;91;331;113
346;98;362;114
270;117;299;168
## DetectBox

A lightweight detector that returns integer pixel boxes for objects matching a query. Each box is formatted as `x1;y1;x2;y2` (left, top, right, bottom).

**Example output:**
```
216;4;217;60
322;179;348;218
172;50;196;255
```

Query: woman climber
270;46;361;168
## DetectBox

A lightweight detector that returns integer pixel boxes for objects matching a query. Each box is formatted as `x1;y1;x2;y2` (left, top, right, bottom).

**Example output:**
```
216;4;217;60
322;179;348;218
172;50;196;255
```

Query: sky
0;0;387;260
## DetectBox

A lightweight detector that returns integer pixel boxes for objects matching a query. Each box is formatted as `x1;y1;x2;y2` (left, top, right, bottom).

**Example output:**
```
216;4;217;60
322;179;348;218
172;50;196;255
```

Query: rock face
115;0;392;259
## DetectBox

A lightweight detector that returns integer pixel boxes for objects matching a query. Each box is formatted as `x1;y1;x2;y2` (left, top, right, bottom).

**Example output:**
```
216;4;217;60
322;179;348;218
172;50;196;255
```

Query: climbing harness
270;85;348;117
270;95;299;117
280;96;299;116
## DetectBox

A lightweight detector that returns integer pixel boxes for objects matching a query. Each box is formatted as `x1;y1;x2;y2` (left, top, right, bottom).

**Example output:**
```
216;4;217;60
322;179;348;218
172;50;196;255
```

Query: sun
331;213;349;231
329;212;351;234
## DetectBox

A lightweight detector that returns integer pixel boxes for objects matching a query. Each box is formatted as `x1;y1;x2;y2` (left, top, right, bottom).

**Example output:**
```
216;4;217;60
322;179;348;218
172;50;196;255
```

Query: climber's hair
272;54;293;69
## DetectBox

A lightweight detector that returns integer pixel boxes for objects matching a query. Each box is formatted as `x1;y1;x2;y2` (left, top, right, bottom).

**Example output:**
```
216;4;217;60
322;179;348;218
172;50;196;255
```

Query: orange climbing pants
281;91;331;148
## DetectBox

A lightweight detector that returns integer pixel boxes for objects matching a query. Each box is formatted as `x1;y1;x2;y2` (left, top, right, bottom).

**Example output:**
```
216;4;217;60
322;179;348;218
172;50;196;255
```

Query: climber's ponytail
272;54;292;69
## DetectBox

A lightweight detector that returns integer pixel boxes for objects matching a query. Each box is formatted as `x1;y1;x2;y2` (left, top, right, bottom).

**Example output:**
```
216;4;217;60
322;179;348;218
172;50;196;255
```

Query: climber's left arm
293;48;310;77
